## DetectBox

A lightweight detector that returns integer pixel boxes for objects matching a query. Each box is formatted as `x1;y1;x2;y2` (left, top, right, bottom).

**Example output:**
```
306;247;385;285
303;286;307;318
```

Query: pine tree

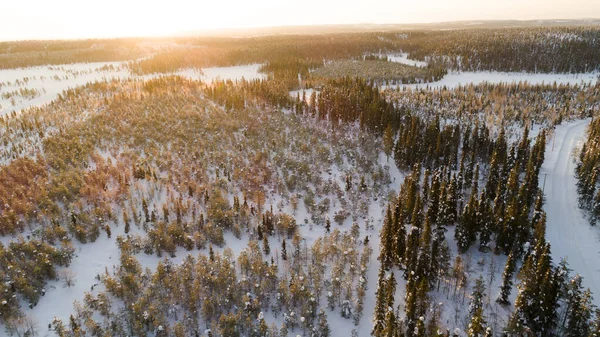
507;242;560;335
422;170;431;204
455;199;475;253
142;198;150;223
281;240;287;261
393;199;407;268
593;190;600;226
588;309;600;337
382;308;398;337
485;151;502;201
263;236;270;255
427;172;441;225
381;206;395;271
372;266;387;336
416;217;432;282
468;307;487;337
404;227;420;279
565;275;594;337
383;124;395;161
123;209;130;234
469;276;486;317
317;309;331;337
497;250;516;306
477;193;492;252
430;220;447;287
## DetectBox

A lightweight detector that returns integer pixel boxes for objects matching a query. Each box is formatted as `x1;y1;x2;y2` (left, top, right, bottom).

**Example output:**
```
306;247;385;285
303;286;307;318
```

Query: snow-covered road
542;118;600;305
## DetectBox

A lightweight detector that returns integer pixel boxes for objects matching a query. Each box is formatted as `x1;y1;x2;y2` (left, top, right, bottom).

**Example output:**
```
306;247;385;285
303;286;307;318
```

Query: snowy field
387;53;428;68
0;62;130;116
174;63;266;83
0;62;265;116
541;118;600;306
387;71;600;90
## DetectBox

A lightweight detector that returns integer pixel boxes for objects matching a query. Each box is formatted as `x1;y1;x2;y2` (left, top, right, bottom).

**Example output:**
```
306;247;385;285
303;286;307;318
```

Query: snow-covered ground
0;62;130;116
387;53;428;68
174;63;266;84
541;118;600;306
0;62;265;116
384;71;599;90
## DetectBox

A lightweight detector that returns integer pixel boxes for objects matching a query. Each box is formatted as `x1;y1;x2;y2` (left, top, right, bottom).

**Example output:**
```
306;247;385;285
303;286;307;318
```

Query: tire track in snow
542;118;600;305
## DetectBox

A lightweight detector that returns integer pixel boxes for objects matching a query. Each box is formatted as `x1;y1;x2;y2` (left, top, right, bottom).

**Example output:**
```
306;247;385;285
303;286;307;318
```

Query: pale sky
1;0;599;41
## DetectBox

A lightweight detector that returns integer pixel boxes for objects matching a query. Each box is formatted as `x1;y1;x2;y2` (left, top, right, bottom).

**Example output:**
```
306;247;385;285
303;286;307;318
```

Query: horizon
2;0;600;41
1;18;600;43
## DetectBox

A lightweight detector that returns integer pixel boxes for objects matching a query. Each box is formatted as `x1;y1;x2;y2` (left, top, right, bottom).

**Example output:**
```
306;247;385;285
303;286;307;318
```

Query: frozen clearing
386;53;428;68
175;63;266;84
0;62;130;116
0;63;265;116
541;118;600;306
386;71;599;90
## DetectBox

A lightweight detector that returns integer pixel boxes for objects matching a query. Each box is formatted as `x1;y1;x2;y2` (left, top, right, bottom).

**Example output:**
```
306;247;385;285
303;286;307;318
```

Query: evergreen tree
477;193;492;252
263;236;270;255
469;276;486;318
383;124;395;161
317;309;331;337
468;307;487;337
281;240;287;261
381;206;395;271
588;309;600;337
393;199;407;268
497;250;516;306
427;172;441;225
565;275;594;337
382;308;398;337
507;242;560;336
372;266;388;336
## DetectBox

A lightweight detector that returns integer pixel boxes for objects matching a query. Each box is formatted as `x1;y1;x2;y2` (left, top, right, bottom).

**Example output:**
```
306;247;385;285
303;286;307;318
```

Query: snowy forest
1;24;600;337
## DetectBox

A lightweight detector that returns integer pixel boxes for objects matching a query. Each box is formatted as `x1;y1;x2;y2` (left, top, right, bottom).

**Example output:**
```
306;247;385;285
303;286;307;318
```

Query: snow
540;118;600;306
385;71;599;90
387;53;428;68
174;64;266;84
4;59;600;335
0;62;265;116
288;88;318;101
24;229;122;336
0;62;131;116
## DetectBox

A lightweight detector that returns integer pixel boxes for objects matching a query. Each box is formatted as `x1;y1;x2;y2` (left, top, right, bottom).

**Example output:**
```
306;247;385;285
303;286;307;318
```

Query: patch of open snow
175;64;266;84
385;71;599;90
25;228;122;336
387;53;428;68
0;62;131;116
0;62;266;117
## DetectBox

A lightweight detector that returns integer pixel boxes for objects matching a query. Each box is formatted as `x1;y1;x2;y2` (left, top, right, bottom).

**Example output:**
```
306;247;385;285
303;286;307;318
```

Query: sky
1;0;600;41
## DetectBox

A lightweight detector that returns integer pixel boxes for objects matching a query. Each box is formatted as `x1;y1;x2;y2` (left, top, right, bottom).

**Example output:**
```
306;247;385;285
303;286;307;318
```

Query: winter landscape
2;1;600;337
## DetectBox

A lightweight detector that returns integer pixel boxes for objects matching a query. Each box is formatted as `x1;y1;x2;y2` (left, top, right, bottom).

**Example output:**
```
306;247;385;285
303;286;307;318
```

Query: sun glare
1;0;600;40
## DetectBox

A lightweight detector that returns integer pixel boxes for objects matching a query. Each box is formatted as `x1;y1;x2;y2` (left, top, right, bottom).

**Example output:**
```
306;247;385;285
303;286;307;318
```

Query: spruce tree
393;199;407;268
317;309;331;337
372;266;387;336
383;124;395;161
281;240;287;261
263;236;270;255
477;193;492;252
469;276;486;317
381;206;395;271
565;275;594;337
497;250;516;306
508;242;560;335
